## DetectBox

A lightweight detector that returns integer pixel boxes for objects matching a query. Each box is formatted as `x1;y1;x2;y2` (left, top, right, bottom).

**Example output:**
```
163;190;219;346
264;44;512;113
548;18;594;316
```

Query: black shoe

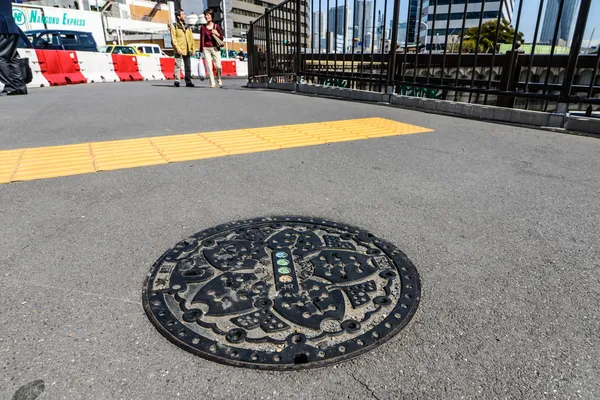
186;82;195;88
174;81;180;87
0;86;27;96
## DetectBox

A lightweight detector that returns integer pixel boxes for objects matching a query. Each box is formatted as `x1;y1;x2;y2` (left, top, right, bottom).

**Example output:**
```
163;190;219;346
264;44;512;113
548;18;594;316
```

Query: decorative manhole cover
143;217;420;370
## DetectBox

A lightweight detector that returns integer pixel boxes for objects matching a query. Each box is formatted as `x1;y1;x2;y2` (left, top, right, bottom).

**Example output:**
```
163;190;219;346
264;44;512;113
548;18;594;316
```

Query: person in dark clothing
0;2;27;95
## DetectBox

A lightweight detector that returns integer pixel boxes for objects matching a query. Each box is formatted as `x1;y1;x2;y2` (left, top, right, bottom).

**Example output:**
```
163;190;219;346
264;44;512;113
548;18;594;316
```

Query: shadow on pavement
150;84;211;89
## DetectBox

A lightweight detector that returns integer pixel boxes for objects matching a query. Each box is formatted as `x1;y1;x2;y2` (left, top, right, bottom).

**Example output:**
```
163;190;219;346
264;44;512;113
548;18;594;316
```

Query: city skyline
306;0;599;49
311;1;379;51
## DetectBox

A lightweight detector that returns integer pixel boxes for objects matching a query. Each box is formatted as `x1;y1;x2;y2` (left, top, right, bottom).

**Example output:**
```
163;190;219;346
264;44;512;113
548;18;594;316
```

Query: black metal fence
248;0;309;83
249;0;600;112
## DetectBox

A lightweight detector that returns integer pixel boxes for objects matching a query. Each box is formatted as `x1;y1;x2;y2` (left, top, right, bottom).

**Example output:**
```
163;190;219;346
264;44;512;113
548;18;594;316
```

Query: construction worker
169;9;195;87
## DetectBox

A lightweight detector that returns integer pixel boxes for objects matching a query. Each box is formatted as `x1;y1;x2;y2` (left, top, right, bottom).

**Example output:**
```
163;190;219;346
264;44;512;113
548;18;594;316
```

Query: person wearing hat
0;1;27;95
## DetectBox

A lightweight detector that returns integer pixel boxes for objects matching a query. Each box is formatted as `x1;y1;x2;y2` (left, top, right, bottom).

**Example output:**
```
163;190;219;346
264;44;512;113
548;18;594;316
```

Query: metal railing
248;0;309;82
249;0;600;112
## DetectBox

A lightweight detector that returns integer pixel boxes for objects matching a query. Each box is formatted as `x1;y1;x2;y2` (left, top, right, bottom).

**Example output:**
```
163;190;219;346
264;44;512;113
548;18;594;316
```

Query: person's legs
183;55;193;86
0;34;26;95
211;48;223;86
203;48;216;87
9;53;26;94
173;55;183;86
0;35;11;89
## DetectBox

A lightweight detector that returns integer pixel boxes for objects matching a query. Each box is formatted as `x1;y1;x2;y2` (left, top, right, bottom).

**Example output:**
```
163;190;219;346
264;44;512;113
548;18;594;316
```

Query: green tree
461;19;524;53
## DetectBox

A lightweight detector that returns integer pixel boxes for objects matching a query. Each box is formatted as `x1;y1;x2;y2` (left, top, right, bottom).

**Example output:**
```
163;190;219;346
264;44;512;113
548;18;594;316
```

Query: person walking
169;9;195;88
0;1;27;95
200;9;224;88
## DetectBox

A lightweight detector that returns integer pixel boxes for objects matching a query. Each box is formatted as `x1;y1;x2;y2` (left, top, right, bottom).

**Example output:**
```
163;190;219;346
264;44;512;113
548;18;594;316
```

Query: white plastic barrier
236;60;248;77
190;57;199;78
137;56;166;81
17;49;50;88
76;52;119;83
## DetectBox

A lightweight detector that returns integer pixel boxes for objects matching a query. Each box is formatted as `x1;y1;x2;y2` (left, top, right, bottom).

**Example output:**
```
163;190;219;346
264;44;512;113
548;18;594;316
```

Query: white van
130;43;169;58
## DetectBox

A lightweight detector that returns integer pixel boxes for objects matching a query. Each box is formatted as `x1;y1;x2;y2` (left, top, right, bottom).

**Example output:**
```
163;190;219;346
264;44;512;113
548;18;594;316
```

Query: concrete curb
388;94;566;128
245;82;600;135
564;116;600;135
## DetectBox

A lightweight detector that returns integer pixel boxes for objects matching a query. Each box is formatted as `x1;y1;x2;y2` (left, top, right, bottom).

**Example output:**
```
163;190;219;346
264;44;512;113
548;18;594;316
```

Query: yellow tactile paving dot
0;118;432;184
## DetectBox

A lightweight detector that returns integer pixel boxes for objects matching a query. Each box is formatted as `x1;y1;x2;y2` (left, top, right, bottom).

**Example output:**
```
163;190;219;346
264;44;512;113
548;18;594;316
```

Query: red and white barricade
137;56;166;81
16;52;253;89
111;54;144;81
77;52;119;83
236;60;248;77
17;49;50;88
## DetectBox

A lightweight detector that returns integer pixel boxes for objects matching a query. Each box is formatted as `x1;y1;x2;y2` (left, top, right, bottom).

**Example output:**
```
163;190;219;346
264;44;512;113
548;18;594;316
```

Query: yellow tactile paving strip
0;118;432;184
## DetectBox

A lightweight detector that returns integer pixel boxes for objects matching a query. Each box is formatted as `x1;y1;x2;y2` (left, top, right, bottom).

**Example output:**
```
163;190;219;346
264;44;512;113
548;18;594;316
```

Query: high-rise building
312;11;327;50
207;0;309;38
375;10;383;49
540;0;578;45
406;0;421;44
354;0;374;45
406;0;431;45
327;5;347;36
414;0;515;47
327;5;353;51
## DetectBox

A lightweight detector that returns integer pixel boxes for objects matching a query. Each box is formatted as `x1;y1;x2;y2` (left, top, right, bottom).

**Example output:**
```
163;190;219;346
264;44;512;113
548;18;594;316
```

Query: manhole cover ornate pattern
143;217;421;370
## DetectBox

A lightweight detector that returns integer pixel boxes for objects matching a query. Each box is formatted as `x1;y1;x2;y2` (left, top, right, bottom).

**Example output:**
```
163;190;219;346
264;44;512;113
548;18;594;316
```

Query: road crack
351;373;381;400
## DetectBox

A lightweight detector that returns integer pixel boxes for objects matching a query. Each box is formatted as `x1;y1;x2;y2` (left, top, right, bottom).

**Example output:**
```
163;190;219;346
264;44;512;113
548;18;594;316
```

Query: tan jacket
169;21;195;56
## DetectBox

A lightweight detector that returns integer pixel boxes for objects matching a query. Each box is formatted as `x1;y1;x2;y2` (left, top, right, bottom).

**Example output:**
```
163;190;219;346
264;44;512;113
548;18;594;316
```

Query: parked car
129;43;169;58
17;29;33;49
24;30;98;52
98;45;149;57
195;49;239;59
221;49;238;59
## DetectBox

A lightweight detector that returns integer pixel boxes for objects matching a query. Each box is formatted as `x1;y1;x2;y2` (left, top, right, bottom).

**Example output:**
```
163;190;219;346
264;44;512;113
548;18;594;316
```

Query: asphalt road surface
1;79;599;399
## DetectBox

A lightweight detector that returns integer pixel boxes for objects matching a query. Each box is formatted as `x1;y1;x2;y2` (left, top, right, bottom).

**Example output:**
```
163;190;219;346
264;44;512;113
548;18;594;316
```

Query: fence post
557;0;592;113
295;0;302;84
247;24;254;81
497;50;522;108
386;0;401;94
265;9;272;81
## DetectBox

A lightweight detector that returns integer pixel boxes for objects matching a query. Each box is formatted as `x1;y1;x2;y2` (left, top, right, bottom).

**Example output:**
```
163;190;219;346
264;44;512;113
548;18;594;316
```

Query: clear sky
518;0;600;45
181;0;207;16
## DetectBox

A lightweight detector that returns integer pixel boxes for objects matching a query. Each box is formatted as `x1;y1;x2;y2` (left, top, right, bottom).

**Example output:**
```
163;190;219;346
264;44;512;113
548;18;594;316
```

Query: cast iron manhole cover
143;217;421;370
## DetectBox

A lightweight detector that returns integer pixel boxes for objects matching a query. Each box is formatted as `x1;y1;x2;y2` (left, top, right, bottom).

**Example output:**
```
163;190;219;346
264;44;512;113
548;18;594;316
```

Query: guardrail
248;0;599;113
